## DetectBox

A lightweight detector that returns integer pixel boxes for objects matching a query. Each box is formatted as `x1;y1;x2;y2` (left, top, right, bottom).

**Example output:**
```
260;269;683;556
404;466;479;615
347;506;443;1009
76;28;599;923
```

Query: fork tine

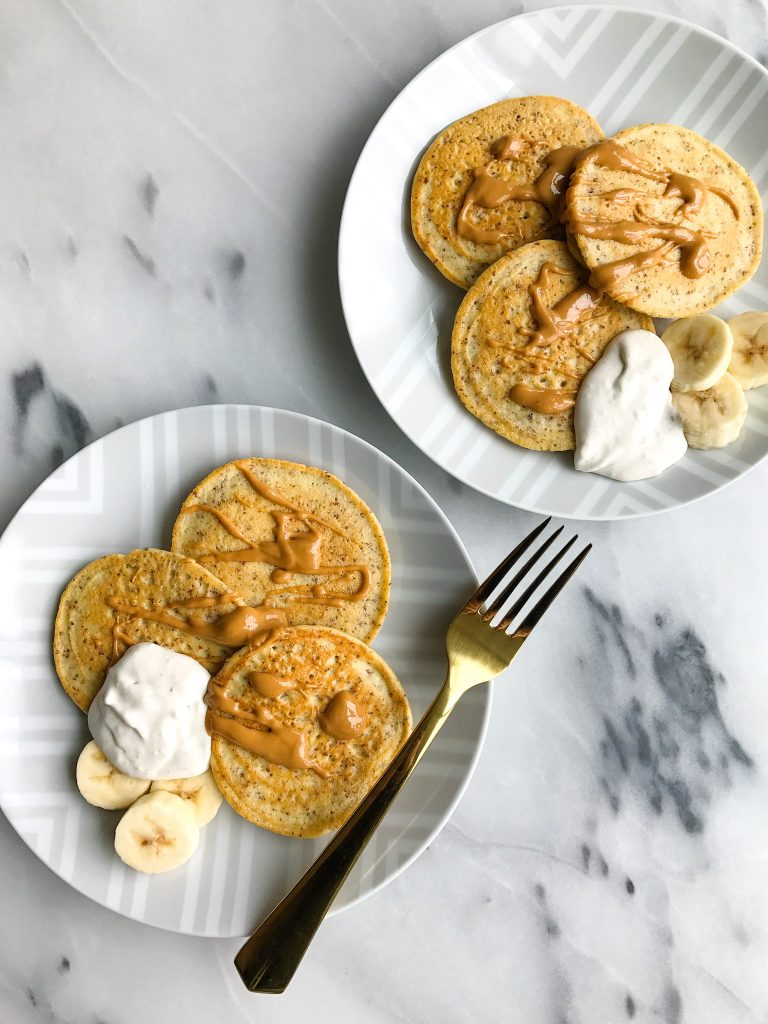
463;517;551;613
510;543;592;638
494;535;577;631
481;525;564;622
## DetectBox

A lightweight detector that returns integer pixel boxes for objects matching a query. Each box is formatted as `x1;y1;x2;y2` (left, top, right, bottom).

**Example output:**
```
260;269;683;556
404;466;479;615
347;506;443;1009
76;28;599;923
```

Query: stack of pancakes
412;97;763;451
54;459;412;838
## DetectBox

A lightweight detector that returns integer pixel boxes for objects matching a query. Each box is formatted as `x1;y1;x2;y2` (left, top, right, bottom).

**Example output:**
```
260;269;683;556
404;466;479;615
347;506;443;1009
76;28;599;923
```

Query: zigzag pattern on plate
339;7;768;519
0;405;490;936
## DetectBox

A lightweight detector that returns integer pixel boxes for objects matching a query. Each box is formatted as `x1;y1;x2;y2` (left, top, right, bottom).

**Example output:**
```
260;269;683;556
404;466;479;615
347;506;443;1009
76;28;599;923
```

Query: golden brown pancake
451;239;653;451
171;459;390;643
566;124;763;317
209;626;412;838
411;96;603;289
54;549;247;712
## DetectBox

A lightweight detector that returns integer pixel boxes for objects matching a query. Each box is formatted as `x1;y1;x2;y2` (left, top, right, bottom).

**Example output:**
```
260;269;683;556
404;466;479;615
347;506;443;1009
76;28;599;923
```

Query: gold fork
235;517;591;993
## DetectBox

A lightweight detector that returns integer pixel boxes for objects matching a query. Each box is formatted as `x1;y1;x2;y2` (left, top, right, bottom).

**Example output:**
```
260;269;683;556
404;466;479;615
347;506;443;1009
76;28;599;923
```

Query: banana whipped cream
88;643;211;780
574;329;687;482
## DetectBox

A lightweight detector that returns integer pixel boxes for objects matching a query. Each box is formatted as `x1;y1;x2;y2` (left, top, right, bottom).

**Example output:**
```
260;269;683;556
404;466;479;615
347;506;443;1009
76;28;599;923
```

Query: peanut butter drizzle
105;595;287;648
509;382;576;414
235;462;347;538
491;135;529;160
104;577;325;774
110;625;134;663
584;141;738;218
597;187;659;206
495;262;604;415
319;690;367;740
523;262;602;350
196;655;226;673
587;242;678;294
265;566;371;608
572;344;597;364
248;671;297;697
189;501;324;573
205;688;326;777
663;173;740;219
569;215;712;279
489;343;582;381
569;140;738;291
108;623;224;673
181;463;370;607
457;144;582;244
166;593;242;609
586;139;667;181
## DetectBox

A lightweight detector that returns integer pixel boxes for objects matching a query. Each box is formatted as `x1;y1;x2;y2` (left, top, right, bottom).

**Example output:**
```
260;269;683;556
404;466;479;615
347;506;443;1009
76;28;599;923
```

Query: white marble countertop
3;1;768;1021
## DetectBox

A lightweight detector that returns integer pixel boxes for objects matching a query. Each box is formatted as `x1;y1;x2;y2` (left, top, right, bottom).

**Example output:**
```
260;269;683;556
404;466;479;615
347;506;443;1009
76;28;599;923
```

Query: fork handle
234;679;459;993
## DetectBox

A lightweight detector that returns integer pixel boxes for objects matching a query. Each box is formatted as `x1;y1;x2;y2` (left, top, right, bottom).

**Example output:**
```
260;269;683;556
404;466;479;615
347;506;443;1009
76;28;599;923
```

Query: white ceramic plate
339;6;768;519
0;405;490;936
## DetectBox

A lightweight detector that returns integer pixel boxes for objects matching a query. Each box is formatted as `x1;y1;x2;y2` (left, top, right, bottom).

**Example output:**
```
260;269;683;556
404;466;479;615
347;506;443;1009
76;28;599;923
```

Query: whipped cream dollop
88;643;211;780
574;329;687;482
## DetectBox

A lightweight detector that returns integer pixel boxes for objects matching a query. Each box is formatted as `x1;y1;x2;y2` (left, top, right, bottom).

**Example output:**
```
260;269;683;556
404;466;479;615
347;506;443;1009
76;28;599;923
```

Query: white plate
0;405;490;936
339;6;768;519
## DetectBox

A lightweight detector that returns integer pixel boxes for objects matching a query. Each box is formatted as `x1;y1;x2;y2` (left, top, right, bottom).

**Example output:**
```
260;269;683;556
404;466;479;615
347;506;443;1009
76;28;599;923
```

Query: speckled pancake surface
411;95;603;289
171;458;390;643
54;548;243;712
566;124;763;317
209;626;412;838
451;239;653;451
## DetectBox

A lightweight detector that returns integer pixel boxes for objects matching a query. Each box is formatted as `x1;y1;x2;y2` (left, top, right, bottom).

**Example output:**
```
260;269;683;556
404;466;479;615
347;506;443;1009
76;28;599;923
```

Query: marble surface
2;0;768;1021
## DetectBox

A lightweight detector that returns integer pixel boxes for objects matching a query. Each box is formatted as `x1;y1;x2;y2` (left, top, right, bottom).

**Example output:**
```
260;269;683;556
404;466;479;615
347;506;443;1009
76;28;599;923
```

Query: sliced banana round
661;314;734;392
76;740;150;810
672;373;747;449
150;769;223;827
115;791;199;873
727;311;768;389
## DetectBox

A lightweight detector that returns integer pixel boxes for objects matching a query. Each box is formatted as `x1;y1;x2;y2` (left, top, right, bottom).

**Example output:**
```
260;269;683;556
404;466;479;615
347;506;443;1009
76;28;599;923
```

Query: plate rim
0;402;492;936
337;3;768;521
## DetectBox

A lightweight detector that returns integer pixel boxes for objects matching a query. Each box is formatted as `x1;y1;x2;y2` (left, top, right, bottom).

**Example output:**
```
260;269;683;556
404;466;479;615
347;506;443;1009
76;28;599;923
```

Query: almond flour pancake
411;96;603;289
451;239;653;451
54;549;248;712
566;125;763;317
208;626;412;838
171;459;390;643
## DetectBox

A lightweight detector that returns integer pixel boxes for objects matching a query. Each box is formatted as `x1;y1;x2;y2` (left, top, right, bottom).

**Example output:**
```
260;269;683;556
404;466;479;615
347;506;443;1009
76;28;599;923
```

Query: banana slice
727;312;768;389
114;791;199;873
76;740;150;810
661;315;733;392
150;770;223;827
672;373;747;449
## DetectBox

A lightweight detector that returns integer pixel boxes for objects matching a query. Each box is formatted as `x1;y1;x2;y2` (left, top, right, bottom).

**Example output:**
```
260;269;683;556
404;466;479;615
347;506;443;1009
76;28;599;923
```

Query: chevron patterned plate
0;405;490;936
339;6;768;519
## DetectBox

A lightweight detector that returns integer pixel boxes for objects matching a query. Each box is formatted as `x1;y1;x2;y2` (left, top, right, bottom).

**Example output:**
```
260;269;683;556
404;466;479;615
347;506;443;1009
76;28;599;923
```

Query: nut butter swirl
206;674;368;773
508;381;576;414
104;595;325;775
319;690;367;740
500;141;739;412
249;670;297;697
105;594;286;648
495;261;603;414
180;462;370;608
568;140;738;294
205;658;328;777
457;142;582;245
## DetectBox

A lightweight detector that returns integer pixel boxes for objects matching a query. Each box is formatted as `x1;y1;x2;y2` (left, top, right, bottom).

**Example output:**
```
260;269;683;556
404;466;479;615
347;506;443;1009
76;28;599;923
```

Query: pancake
451;239;654;451
411;96;603;289
209;626;412;838
565;124;763;317
171;458;390;643
54;549;247;712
